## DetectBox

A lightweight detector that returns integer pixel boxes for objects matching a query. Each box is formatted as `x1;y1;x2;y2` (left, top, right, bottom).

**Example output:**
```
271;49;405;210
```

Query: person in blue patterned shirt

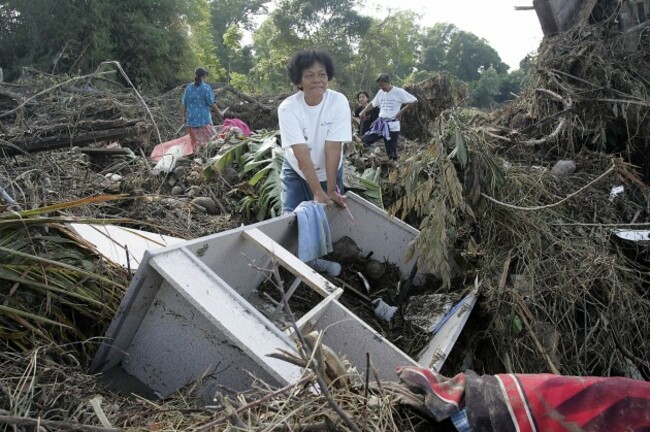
181;67;222;149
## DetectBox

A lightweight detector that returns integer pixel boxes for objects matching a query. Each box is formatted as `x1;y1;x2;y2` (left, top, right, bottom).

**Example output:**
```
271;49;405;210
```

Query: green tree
251;0;371;94
250;18;297;93
223;23;244;84
470;66;501;108
354;11;422;91
211;0;268;80
0;0;208;90
446;30;508;82
187;0;223;80
419;23;457;72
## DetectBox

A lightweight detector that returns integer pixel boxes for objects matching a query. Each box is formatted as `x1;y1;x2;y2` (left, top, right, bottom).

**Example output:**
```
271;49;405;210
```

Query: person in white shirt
357;73;418;160
278;49;352;214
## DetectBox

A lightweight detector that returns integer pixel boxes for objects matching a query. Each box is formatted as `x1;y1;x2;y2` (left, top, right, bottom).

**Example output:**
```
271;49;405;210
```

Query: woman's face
299;62;328;100
358;93;369;105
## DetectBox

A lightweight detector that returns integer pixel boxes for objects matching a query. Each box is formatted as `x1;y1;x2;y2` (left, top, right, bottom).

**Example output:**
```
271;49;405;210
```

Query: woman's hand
328;190;346;208
314;190;335;207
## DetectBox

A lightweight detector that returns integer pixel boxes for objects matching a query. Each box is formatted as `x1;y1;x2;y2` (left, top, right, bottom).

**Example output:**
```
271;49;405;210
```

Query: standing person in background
181;67;223;150
357;73;418;161
353;91;379;139
278;49;352;214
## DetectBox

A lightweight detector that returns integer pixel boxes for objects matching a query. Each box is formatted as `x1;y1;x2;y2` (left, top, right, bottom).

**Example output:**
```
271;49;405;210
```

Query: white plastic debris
609;185;624;201
356;271;371;293
372;298;398;322
153;146;184;174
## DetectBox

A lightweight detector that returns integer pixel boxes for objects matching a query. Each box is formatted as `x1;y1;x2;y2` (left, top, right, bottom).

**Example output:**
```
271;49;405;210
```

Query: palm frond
0;197;130;360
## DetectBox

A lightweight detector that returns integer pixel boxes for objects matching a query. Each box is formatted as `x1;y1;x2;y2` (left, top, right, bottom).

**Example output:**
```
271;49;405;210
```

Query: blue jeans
362;131;400;160
281;161;344;214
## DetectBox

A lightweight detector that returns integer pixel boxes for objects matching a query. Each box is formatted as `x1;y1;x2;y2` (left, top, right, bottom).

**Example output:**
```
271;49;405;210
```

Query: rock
173;166;188;178
221;167;239;185
191;197;219;214
187;170;201;183
365;259;386;280
332;236;361;262
186;185;201;198
551;160;576;178
171;185;184;196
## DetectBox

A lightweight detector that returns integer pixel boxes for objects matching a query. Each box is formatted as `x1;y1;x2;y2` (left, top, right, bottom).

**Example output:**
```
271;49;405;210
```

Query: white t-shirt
371;86;417;132
278;89;352;181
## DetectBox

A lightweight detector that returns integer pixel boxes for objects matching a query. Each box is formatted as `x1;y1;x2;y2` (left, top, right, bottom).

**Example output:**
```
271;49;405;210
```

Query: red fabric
397;366;650;432
149;134;194;161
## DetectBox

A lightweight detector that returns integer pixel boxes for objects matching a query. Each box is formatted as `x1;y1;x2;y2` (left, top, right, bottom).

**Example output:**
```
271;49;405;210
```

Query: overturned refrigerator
90;193;475;401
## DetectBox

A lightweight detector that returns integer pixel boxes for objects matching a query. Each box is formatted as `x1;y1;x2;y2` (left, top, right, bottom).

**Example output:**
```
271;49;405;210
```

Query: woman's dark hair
194;67;209;86
356;91;370;100
287;49;335;87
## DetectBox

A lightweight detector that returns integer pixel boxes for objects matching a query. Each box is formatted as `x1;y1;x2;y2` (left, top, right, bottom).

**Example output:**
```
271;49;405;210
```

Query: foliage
239;136;286;220
0;0;210;91
356;11;422;90
210;0;268;80
498;67;528;103
390;116;475;287
470;67;501;108
0;1;523;96
446;30;509;82
186;0;223;80
251;0;372;93
345;164;384;208
0;197;129;358
419;23;458;72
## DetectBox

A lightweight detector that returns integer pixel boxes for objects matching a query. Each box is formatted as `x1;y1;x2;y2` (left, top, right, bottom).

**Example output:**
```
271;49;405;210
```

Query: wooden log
0;123;147;156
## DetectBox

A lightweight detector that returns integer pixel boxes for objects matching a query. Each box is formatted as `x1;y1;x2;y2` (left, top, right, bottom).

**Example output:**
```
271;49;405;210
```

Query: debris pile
402;73;468;143
389;18;650;379
1;7;649;431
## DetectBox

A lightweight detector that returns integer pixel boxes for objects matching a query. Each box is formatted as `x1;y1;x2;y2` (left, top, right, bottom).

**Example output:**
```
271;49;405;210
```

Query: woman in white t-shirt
278;50;352;214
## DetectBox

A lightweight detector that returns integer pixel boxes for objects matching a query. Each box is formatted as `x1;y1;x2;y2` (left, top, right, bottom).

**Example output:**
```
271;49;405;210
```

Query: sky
362;0;544;70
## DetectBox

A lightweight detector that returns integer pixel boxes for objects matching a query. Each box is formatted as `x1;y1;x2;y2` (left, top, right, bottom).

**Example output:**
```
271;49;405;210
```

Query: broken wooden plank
242;227;337;298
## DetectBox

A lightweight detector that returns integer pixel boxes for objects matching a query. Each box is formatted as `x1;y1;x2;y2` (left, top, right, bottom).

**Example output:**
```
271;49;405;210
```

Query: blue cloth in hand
294;201;332;262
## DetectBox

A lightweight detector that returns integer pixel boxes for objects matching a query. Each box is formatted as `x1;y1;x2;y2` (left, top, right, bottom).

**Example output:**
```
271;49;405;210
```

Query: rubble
1;3;649;429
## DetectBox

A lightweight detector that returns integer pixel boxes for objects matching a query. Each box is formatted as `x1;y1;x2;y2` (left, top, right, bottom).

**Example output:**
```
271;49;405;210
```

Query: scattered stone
332;236;361;263
191;197;219;214
221;167;239;185
173;166;188;178
551;160;576;177
365;259;386;280
186;185;201;198
171;186;184;196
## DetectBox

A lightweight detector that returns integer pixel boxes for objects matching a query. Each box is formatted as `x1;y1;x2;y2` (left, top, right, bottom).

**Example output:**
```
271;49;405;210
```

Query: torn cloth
397;366;650;432
293;201;332;262
363;117;392;141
